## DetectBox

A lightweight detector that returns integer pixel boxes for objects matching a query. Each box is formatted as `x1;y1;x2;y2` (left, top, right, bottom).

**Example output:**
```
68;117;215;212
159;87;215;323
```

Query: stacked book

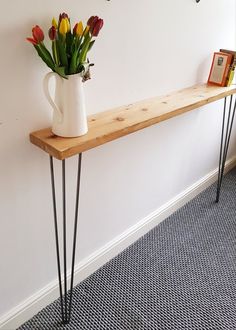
207;49;236;87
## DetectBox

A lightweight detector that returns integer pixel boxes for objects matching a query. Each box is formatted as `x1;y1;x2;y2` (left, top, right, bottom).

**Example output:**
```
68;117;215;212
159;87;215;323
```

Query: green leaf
88;40;95;52
55;66;68;79
39;44;55;65
34;44;55;71
78;36;91;66
74;36;83;53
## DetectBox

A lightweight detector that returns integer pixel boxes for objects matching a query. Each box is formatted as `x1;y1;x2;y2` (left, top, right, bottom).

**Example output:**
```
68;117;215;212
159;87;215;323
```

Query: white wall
1;0;236;325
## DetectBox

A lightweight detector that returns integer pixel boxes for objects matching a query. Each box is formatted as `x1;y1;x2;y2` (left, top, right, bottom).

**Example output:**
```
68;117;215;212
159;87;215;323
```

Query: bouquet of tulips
26;13;104;79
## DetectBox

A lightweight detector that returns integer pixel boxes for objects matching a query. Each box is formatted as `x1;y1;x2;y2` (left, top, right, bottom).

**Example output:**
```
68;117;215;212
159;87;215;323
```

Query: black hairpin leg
216;95;236;203
49;154;82;324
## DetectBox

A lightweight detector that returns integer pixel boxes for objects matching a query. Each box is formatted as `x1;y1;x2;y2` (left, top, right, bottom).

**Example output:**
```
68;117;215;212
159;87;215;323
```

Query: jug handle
43;72;63;122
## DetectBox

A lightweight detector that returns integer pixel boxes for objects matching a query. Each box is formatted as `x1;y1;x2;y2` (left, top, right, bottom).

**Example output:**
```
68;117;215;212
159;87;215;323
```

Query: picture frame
207;52;232;87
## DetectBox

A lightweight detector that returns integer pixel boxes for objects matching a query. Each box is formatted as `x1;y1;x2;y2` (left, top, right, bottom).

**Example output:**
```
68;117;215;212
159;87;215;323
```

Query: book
207;52;233;87
219;49;236;86
226;69;235;87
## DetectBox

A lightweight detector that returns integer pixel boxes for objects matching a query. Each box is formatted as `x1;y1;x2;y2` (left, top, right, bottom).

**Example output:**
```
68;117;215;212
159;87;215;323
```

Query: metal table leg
49;154;82;324
216;95;236;202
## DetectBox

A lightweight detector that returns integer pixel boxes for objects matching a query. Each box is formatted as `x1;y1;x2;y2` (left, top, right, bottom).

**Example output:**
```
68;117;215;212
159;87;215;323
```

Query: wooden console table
30;84;236;325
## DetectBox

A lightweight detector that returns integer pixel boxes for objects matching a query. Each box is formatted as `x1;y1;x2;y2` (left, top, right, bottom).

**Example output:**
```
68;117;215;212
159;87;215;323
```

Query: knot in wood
115;117;125;122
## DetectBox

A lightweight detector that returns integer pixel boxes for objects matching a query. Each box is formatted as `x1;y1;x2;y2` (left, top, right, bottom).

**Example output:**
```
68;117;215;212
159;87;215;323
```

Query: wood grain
30;84;236;160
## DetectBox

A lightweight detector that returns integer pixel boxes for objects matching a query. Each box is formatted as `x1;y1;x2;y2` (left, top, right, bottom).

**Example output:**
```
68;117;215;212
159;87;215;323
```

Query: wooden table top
30;84;236;160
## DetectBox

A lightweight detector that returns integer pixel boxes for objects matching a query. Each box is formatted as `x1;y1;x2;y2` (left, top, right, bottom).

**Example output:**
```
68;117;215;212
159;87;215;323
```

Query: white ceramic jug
43;72;88;137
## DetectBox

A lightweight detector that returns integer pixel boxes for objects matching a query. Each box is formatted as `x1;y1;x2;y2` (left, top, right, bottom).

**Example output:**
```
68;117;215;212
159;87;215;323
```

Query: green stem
56;39;68;71
52;41;59;66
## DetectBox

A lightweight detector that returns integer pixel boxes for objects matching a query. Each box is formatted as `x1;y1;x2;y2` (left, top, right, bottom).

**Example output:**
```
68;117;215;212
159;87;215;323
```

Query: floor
18;168;236;329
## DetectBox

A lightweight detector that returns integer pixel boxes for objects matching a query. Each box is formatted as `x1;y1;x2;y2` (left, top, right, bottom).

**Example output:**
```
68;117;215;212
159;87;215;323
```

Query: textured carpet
18;168;236;330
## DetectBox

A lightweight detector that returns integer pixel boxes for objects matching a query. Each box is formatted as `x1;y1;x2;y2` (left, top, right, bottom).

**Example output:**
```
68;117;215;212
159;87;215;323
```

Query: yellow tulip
52;17;58;28
65;18;70;31
76;21;84;36
59;18;68;35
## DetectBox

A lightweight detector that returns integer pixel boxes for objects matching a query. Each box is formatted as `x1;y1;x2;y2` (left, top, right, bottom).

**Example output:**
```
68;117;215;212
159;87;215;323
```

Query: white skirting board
1;157;236;330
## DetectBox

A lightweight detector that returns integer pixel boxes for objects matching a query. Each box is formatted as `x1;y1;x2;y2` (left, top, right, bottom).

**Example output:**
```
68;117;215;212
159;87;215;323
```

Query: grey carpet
18;168;236;330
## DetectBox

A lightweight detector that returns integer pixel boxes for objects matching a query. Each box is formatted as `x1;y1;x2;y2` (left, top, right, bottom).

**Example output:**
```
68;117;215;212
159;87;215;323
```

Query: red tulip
87;16;98;30
32;25;44;43
26;37;38;45
91;18;104;37
48;26;56;40
26;25;44;45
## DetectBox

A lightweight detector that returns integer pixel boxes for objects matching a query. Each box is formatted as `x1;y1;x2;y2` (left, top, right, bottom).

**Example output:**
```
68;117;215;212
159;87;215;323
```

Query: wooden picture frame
207;52;232;87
